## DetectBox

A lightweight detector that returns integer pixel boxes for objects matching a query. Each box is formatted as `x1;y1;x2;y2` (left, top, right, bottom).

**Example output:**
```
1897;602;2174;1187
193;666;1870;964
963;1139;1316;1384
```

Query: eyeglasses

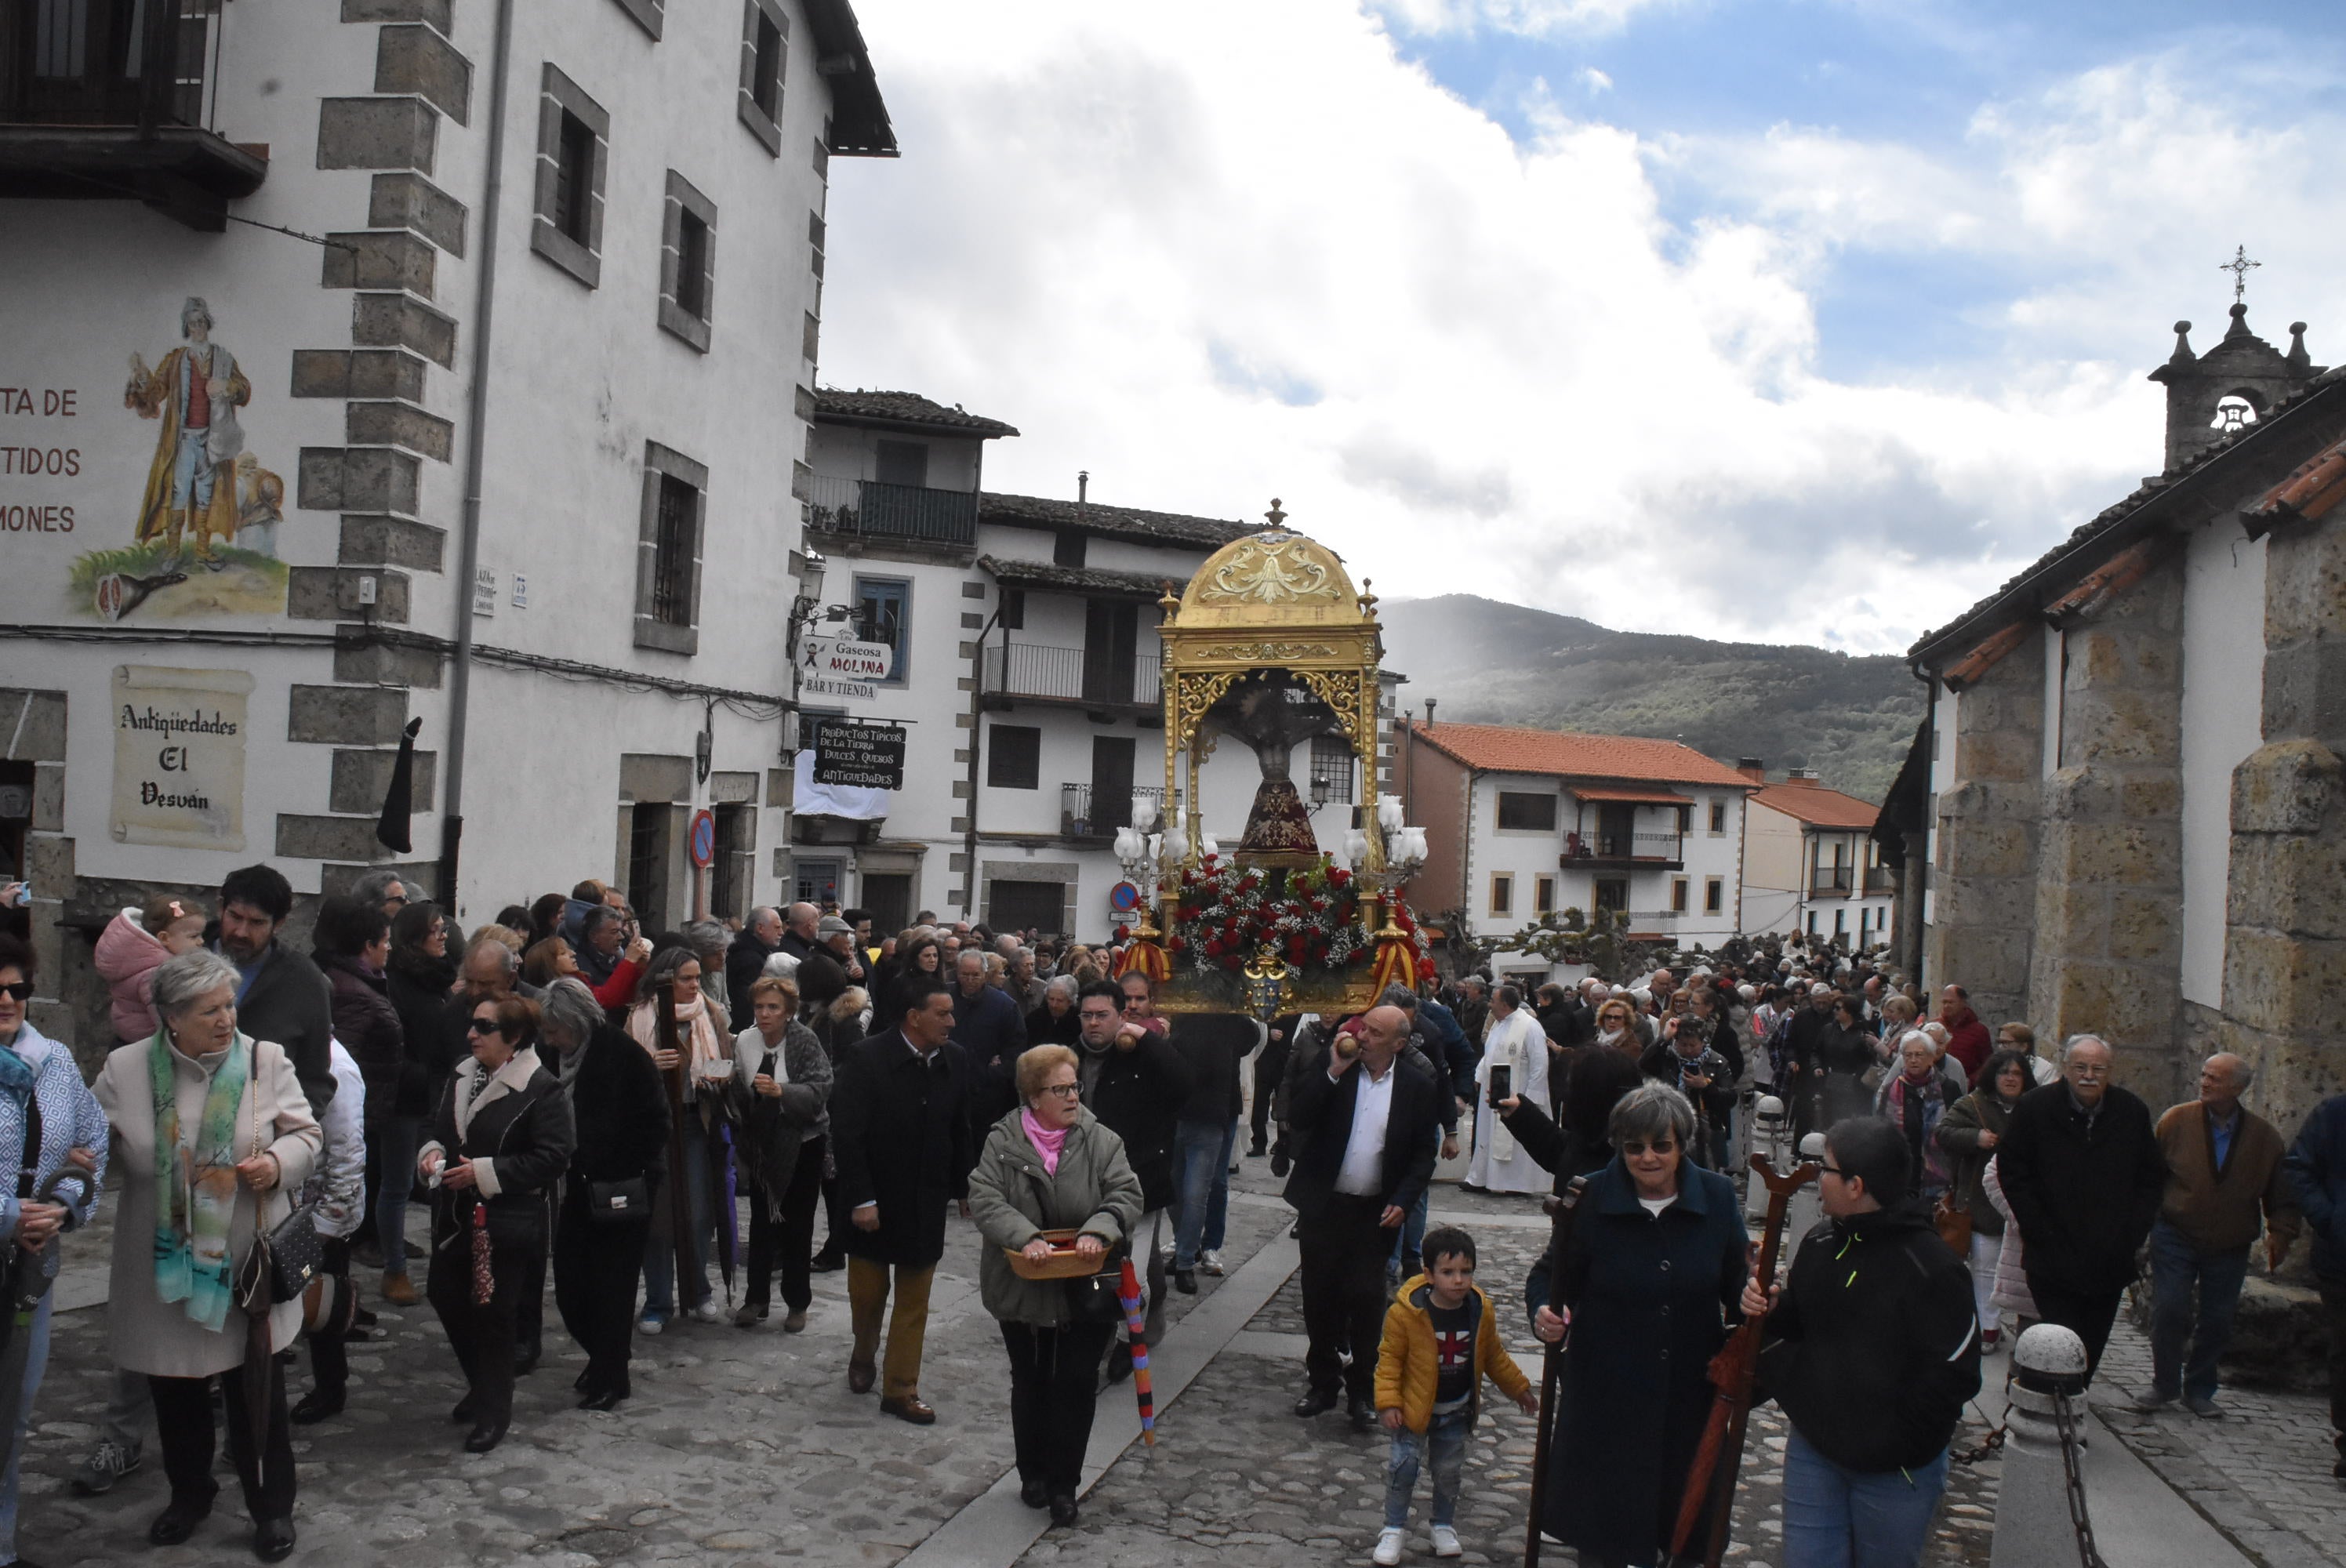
466;1018;506;1036
0;982;30;1003
1039;1083;1081;1099
1817;1163;1847;1179
2067;1065;2109;1080
1618;1138;1677;1156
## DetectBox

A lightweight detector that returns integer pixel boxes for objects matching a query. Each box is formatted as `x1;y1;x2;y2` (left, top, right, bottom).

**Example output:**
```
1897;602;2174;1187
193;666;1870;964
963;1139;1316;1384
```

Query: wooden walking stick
654;980;697;1302
1522;1174;1589;1568
1666;1152;1819;1568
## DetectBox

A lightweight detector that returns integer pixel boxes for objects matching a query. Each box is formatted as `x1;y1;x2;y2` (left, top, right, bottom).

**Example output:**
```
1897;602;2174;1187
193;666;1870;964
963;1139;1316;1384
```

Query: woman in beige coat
96;949;321;1564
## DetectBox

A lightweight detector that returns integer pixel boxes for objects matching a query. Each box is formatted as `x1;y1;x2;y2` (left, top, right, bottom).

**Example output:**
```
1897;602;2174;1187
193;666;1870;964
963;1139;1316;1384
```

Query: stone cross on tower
2221;245;2261;305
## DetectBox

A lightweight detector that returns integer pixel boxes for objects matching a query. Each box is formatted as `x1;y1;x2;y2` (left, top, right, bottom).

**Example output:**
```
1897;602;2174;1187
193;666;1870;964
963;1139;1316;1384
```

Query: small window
658;171;717;351
1496;791;1556;831
1309;734;1353;805
1535;875;1556;915
553;114;594;243
1053;530;1088;568
1705;877;1723;914
1490;873;1513;916
676;214;710;317
532;67;608;289
1000;588;1025;630
651;476;696;627
1671;877;1689;913
737;0;789;155
988;725;1040;790
1807;911;1818;935
855;576;910;685
1834;907;1847;935
874;440;928;488
1709;800;1726;834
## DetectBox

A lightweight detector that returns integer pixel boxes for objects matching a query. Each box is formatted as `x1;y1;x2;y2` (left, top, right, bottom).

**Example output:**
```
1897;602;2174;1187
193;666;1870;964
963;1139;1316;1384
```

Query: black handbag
1062;1236;1132;1325
238;1071;324;1307
586;1177;651;1224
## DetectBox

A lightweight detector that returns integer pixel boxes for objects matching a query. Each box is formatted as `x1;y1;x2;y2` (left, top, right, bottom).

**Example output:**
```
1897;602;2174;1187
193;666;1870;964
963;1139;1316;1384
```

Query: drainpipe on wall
959;601;1004;919
435;0;518;918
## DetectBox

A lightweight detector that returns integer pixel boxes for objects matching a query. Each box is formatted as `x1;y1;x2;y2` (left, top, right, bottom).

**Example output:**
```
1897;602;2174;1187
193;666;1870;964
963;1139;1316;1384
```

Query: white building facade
794;393;1342;938
0;0;891;1054
1739;770;1894;947
1399;721;1756;956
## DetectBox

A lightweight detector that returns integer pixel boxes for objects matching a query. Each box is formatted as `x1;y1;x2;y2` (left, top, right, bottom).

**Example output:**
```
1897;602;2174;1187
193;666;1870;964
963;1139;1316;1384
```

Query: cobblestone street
10;1160;2337;1567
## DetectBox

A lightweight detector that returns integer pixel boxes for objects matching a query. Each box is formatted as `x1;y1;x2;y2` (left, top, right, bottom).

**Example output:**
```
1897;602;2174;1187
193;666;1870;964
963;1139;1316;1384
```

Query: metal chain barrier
2050;1390;2110;1568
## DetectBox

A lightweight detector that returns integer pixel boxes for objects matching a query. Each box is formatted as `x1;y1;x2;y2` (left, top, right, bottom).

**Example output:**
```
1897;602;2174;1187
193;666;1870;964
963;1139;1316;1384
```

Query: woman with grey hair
1024;973;1081;1051
627;946;728;1328
1523;1082;1749;1566
682;920;734;1015
96;947;321;1562
539;978;666;1408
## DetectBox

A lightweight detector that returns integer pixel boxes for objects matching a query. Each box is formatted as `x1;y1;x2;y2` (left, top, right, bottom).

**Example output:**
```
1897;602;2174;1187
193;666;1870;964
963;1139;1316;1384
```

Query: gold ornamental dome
1168;503;1375;632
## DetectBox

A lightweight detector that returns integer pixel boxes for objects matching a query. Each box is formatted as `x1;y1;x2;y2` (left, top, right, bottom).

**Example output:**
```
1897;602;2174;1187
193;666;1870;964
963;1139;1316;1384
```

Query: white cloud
1580;66;1614;93
1370;0;1672;36
820;5;2345;655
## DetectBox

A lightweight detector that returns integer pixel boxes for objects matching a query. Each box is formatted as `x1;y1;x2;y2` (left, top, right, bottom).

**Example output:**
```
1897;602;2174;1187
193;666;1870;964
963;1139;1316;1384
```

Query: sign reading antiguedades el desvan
111;665;253;851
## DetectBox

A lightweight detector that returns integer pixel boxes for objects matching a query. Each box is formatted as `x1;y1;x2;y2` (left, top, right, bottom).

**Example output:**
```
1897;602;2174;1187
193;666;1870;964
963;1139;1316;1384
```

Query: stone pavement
13;1155;2337;1567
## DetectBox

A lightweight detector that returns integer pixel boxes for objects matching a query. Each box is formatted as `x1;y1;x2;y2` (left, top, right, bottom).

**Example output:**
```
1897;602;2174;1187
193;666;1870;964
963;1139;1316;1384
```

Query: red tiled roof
1407;722;1755;788
1748;781;1882;830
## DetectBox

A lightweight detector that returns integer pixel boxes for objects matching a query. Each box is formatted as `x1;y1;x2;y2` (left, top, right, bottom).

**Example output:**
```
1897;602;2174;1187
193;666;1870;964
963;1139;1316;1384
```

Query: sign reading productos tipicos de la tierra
110;665;253;850
810;720;907;791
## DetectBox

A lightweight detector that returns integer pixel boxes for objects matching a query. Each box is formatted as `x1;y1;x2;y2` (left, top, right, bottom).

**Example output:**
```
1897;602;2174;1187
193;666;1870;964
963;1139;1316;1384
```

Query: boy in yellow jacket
1371;1225;1535;1563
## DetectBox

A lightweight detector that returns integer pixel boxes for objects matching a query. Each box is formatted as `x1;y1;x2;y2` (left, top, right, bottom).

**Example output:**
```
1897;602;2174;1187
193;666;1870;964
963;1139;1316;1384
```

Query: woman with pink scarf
1873;1030;1954;1200
966;1044;1143;1529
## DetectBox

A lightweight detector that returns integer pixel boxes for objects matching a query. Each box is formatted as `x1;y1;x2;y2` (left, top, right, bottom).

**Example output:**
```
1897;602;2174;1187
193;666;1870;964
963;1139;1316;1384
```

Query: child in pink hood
93;893;208;1043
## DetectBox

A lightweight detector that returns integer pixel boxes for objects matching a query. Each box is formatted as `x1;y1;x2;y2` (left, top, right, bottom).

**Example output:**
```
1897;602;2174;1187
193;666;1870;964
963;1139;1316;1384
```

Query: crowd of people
0;871;2338;1566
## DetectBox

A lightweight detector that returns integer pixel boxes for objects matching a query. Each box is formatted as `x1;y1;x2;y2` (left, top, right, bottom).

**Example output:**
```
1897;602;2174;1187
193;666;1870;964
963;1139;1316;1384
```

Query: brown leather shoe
381;1272;419;1307
848;1362;876;1395
879;1395;936;1425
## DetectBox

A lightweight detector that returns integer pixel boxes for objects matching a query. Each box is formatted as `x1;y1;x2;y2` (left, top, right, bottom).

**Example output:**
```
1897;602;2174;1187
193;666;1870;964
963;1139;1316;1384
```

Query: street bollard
1744;1096;1787;1222
1990;1323;2094;1568
1781;1131;1828;1243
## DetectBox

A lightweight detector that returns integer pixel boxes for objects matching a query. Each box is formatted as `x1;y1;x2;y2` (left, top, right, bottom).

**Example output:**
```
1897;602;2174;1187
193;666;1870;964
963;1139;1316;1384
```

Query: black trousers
149;1360;294;1521
1297;1192;1393;1401
2026;1273;2126;1383
554;1192;650;1399
1250;1038;1291;1148
429;1221;536;1428
2321;1279;2346;1451
1003;1320;1116;1496
518;1189;552;1363
745;1135;826;1312
307;1237;353;1396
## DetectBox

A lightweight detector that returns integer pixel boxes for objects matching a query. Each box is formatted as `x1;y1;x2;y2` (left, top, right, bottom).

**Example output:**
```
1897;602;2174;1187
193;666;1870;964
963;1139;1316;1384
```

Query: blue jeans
1171;1119;1226;1270
1385;1403;1470;1529
641;1113;716;1316
0;1294;53;1563
375;1113;423;1276
1781;1427;1947;1568
2148;1219;2250;1401
1207;1116;1237;1251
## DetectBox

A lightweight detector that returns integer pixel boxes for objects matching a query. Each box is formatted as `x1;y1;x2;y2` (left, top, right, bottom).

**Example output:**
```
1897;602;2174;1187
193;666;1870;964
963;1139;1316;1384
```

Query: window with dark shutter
651;474;696;626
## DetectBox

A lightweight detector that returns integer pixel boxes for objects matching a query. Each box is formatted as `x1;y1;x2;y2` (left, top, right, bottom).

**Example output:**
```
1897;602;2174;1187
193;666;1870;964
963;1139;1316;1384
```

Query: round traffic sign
689;808;716;869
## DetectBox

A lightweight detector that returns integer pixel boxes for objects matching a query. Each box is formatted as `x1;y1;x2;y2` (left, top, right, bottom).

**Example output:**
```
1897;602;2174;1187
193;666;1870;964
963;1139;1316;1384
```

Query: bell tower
2147;256;2322;474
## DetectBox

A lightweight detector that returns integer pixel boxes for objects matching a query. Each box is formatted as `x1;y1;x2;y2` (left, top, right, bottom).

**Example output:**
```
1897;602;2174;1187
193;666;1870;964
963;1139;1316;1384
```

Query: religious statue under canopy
1205;674;1342;865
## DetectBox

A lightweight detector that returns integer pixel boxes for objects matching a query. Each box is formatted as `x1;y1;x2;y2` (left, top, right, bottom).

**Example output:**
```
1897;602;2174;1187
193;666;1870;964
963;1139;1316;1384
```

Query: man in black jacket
726;907;783;1007
214;863;336;1112
1074;982;1192;1367
1171;1011;1258;1290
950;949;1026;1127
1284;1005;1444;1431
1746;1115;1980;1565
830;977;974;1425
1996;1033;2168;1382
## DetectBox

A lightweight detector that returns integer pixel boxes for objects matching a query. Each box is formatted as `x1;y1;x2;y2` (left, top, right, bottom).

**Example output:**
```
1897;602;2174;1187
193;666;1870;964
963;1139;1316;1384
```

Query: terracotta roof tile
1748;782;1883;831
979;555;1172;598
1407;721;1756;788
979;492;1262;550
812;389;1019;436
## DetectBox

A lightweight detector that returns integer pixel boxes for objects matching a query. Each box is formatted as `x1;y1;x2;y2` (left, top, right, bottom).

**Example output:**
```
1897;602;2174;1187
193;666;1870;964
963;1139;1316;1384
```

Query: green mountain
1377;594;1922;804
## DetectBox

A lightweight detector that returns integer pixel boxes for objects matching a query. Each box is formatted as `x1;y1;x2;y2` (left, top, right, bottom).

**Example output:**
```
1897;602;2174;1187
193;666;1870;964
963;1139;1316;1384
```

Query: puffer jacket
1936;1088;2020;1235
1372;1276;1530;1433
967;1107;1142;1327
93;909;169;1044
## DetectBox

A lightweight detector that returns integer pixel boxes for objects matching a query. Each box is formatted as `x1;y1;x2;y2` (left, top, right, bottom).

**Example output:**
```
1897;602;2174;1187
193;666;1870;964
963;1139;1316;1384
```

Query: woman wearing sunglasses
1523;1082;1751;1567
417;994;575;1454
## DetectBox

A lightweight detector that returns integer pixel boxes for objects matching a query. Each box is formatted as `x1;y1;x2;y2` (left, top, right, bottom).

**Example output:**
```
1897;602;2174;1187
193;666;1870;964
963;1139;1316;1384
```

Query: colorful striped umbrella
1117;1258;1155;1444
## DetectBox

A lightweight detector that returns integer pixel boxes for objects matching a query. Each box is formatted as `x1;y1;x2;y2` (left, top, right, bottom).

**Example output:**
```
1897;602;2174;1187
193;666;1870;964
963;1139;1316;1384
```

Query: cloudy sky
820;0;2341;654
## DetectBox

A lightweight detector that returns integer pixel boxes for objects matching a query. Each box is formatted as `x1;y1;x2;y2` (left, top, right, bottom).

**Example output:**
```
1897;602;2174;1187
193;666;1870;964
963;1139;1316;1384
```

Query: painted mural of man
125;296;249;571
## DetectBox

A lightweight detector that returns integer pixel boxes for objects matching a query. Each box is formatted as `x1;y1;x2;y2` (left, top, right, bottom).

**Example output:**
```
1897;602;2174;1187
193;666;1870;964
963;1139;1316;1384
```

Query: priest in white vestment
1466;983;1550;1193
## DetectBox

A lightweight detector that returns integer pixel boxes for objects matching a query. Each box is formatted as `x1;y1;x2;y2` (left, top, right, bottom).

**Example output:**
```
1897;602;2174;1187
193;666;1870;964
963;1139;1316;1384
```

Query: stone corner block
289;685;409;746
316;96;440;174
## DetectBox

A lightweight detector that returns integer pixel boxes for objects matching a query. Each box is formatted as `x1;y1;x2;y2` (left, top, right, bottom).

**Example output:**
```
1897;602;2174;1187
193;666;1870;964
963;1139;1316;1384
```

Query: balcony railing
804;473;977;548
1810;869;1854;897
1;0;265;227
984;641;1162;708
1625;909;1684;928
1060;783;1167;839
1562;831;1683;866
1865;866;1895;894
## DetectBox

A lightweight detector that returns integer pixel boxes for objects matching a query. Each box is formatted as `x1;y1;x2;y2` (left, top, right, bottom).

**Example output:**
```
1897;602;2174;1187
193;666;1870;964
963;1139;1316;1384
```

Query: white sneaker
1372;1527;1405;1566
689;1300;722;1324
637;1316;664;1335
1429;1524;1462;1558
1200;1249;1226;1276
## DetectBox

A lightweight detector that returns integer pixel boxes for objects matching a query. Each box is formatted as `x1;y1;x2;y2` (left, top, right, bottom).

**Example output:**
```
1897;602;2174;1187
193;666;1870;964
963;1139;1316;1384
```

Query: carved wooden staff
654;979;696;1301
1667;1151;1819;1568
1522;1174;1589;1568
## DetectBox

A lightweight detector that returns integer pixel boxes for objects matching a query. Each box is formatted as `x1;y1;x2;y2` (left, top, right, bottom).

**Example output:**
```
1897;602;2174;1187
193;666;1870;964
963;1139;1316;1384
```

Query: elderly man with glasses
1994;1033;2170;1384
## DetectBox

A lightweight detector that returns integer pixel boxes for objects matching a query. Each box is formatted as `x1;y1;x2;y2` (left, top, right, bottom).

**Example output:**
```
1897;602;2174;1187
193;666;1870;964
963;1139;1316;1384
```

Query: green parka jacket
968;1106;1143;1326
